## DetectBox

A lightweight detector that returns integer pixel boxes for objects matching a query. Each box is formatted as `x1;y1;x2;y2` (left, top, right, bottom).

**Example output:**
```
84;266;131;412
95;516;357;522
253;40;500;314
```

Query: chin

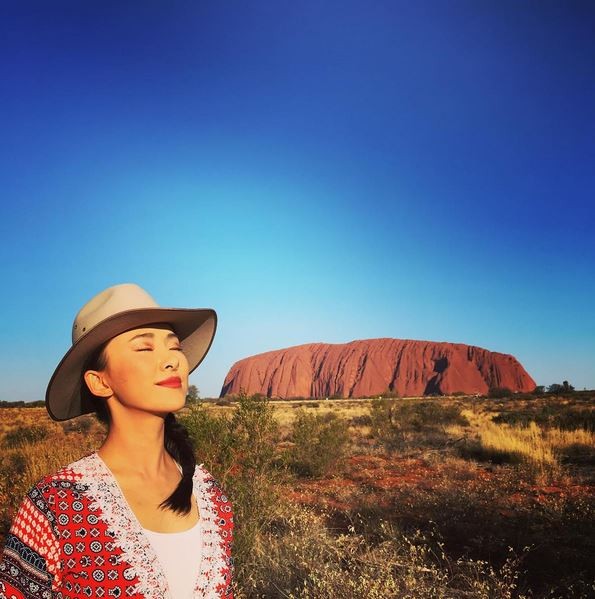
164;397;187;413
148;390;187;414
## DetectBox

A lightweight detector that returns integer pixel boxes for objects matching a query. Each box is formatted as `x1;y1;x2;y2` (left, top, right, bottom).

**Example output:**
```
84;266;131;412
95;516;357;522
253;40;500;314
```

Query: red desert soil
282;454;594;514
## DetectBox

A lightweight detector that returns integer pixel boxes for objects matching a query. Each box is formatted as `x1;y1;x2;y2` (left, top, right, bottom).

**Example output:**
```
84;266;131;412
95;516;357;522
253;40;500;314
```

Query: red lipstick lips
156;376;182;388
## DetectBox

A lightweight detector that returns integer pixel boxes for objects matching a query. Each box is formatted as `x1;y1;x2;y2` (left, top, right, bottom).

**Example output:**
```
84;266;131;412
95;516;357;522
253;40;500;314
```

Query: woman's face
94;323;190;415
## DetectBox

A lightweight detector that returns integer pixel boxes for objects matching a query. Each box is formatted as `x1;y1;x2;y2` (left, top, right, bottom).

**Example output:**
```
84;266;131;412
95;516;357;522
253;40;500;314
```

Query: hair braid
160;412;196;515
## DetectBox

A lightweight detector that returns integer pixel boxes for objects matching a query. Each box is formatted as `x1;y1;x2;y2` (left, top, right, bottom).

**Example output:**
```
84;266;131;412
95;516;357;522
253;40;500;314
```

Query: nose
161;351;179;372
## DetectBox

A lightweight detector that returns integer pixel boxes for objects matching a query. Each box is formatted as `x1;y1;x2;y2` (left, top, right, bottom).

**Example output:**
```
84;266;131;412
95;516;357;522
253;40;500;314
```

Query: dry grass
233;500;531;599
1;394;594;598
0;408;105;534
453;407;595;483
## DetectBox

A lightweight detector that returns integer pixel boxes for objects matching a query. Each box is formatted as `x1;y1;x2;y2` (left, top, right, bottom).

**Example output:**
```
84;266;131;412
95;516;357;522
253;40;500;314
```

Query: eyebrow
128;332;180;343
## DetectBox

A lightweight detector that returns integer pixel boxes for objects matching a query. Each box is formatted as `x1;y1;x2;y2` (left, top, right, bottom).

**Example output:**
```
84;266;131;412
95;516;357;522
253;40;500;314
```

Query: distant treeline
218;386;593;402
0;400;45;408
2;383;592;409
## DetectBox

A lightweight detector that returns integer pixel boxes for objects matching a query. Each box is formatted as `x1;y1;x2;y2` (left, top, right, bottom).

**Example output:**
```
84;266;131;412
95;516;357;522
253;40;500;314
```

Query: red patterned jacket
0;452;233;598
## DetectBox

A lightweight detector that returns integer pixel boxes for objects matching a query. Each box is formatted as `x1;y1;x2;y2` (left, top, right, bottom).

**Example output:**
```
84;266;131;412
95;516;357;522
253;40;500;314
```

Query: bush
369;399;469;454
492;405;594;432
350;414;372;427
180;402;234;478
227;391;280;474
286;410;350;478
180;391;284;583
60;415;94;435
488;387;513;399
180;388;282;478
548;381;575;394
2;425;49;448
225;392;283;576
369;399;405;453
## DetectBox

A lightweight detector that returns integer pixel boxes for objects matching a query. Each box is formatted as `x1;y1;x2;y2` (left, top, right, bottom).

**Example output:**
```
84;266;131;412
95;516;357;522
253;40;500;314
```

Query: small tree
179;391;283;581
369;398;405;454
186;384;200;404
547;381;574;395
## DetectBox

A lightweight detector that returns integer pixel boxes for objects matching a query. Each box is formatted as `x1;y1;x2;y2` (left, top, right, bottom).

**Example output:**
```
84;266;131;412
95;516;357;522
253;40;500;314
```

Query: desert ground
1;393;593;598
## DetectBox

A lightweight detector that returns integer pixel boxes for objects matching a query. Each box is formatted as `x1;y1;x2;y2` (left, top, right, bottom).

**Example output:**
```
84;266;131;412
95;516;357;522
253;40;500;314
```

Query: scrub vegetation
0;391;593;598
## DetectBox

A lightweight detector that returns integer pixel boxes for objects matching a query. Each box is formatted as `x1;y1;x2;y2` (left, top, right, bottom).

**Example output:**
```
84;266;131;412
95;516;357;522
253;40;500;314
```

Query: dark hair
80;340;196;515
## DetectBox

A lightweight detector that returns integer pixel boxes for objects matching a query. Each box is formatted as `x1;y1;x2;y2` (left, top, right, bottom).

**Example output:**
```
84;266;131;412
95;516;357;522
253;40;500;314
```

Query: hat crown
72;283;159;344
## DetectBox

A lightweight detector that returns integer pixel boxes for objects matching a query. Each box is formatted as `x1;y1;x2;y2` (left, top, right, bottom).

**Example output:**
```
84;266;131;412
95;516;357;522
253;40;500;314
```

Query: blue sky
1;1;594;401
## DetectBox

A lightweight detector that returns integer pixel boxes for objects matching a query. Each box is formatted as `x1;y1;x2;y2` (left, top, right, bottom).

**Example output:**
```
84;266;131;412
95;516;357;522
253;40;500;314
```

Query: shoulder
20;452;97;520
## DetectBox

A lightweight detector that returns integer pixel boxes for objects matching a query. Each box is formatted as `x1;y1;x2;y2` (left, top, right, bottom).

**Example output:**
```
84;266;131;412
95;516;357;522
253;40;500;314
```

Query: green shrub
181;387;283;478
225;392;283;575
227;391;280;474
286;410;350;477
369;399;469;454
180;402;234;479
369;399;406;453
180;391;284;582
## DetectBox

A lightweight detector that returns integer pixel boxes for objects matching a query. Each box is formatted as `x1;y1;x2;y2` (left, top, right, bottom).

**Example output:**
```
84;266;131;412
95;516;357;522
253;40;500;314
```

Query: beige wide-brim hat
45;283;217;421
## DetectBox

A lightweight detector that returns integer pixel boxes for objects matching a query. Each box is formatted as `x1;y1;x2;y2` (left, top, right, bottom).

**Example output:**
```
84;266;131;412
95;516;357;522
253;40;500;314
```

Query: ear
83;370;113;398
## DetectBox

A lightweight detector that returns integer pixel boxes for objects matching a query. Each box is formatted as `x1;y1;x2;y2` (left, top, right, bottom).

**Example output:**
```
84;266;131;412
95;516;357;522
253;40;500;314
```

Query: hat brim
45;307;217;421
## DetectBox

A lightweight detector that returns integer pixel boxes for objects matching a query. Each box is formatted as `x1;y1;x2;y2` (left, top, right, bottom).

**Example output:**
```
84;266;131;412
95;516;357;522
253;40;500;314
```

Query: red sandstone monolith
219;338;535;398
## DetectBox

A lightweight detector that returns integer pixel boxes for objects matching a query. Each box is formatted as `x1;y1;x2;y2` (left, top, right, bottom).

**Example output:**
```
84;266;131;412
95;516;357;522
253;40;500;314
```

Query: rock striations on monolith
220;338;535;399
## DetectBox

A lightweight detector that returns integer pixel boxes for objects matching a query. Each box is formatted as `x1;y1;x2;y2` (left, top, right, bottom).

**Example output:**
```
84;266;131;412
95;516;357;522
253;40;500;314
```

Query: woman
0;283;233;598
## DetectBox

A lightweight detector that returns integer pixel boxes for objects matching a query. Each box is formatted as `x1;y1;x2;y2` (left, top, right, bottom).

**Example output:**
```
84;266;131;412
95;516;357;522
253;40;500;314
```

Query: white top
141;461;203;599
142;520;203;599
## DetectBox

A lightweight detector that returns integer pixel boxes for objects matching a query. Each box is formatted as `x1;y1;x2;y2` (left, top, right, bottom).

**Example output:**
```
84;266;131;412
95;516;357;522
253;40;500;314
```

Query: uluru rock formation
220;338;536;398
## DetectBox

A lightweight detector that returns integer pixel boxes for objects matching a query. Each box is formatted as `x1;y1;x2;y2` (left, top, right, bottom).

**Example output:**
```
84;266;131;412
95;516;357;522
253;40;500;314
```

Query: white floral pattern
69;452;229;598
191;465;229;597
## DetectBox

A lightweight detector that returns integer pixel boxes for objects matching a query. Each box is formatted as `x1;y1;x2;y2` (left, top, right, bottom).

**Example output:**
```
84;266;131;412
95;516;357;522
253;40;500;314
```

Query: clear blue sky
1;1;594;401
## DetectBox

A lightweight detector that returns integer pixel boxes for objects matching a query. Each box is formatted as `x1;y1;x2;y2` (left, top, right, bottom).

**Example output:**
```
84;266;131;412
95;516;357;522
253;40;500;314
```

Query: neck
97;404;174;479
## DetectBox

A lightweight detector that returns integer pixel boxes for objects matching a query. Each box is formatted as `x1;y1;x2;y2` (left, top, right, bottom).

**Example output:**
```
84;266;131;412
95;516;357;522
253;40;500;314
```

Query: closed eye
135;347;182;351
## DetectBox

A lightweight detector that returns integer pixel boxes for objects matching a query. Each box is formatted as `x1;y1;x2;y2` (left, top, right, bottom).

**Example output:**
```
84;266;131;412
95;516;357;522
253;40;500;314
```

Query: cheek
180;353;190;373
109;361;152;394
